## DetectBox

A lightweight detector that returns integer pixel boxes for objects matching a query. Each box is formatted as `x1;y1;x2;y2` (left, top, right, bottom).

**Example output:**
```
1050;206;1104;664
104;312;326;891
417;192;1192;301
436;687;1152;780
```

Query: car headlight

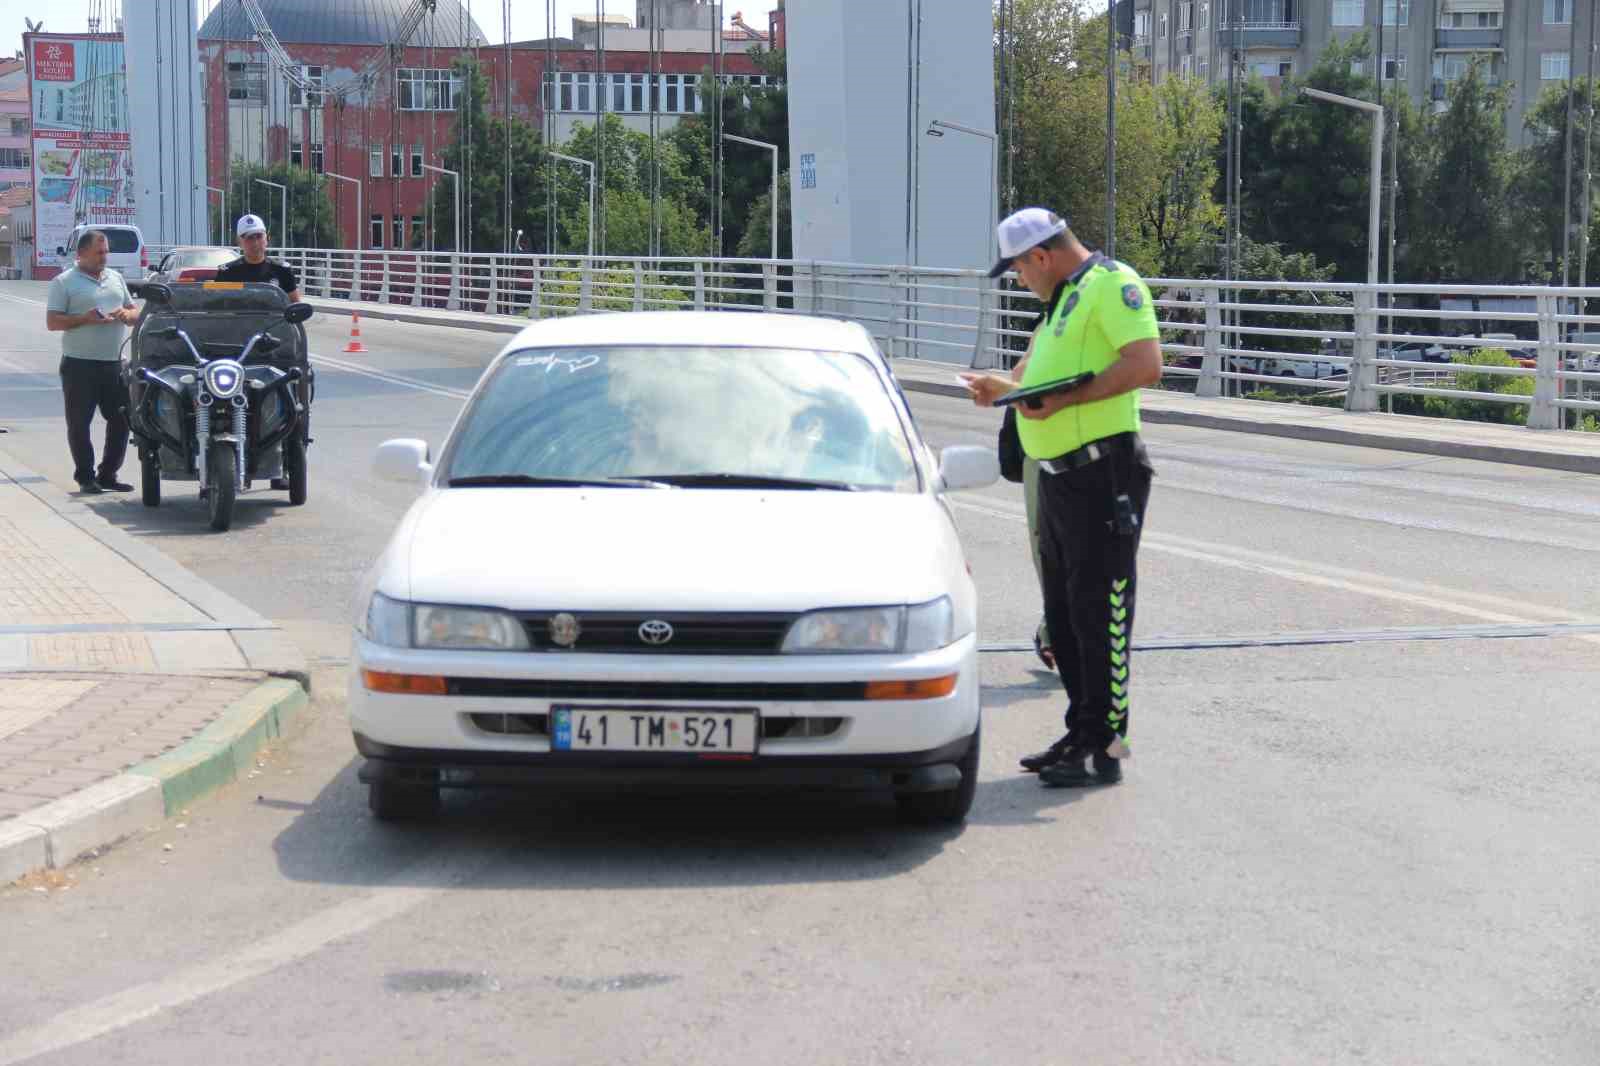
364;593;530;651
782;597;954;654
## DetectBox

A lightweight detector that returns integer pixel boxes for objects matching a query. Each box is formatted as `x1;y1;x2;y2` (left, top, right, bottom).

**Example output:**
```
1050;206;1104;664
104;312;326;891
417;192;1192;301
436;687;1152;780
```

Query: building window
1179;1;1194;31
1543;51;1571;79
1382;0;1409;24
578;72;593;112
369;145;383;178
411;145;423;178
10;117;29;137
392;145;402;177
371;214;384;248
1433;52;1498;81
226;61;265;102
396;68;461;111
0;147;28;169
1383;53;1407;80
685;76;699;113
289;65;323;108
1199;1;1210;28
1545;0;1571;24
1332;0;1364;25
392;215;404;248
1440;9;1500;27
1135;10;1151;37
1199;57;1209;79
612;73;627;113
1160;12;1169;36
665;74;680;112
558;72;574;111
290;140;303;167
310;142;324;174
410;215;425;248
1256;59;1293;76
1181;54;1194;76
630;74;645;112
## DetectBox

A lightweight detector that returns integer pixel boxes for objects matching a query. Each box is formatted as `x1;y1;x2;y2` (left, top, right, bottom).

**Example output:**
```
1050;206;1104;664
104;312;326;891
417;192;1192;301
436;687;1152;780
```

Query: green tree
222;162;338;249
736;171;793;260
1140;75;1225;276
1415;59;1515;282
1230;235;1349;354
1511;79;1599;282
561;114;711;257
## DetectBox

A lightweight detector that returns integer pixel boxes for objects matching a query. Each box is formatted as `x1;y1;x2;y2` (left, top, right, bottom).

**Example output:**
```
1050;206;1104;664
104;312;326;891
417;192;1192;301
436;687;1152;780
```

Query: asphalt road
2;281;1598;1065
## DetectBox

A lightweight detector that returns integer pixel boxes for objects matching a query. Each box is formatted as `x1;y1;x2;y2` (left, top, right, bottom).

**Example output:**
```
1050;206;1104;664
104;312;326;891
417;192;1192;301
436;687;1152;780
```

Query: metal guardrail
142;245;1600;432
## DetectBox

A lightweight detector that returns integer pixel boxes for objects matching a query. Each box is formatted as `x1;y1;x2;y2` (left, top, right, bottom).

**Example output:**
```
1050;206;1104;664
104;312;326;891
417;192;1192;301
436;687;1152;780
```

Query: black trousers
1036;436;1153;751
59;357;129;484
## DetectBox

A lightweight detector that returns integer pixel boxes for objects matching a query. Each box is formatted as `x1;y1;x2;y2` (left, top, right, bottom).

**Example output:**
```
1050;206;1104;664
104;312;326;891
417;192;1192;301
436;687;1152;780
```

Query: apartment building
1131;0;1594;143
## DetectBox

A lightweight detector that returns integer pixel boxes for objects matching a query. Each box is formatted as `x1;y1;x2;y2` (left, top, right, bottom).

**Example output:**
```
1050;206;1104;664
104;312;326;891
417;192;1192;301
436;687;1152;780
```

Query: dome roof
200;0;489;48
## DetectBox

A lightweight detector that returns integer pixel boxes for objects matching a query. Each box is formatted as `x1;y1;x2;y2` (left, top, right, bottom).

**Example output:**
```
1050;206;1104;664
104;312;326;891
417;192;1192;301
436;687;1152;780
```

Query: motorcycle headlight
364;594;531;651
203;360;244;399
782;597;955;655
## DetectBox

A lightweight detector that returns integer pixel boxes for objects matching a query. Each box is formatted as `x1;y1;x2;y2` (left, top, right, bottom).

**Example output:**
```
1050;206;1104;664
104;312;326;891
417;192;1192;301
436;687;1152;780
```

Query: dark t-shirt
215;256;299;294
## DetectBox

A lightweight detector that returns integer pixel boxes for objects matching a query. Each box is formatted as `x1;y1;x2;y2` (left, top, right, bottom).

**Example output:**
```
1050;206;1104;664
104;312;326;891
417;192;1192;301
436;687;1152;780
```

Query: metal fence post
1345;288;1379;412
764;263;778;310
972;275;991;369
809;262;820;315
1530;292;1561;430
1198;285;1223;398
632;261;644;312
486;256;499;316
579;261;593;314
410;253;423;308
693;262;706;310
530;257;543;319
446;253;461;311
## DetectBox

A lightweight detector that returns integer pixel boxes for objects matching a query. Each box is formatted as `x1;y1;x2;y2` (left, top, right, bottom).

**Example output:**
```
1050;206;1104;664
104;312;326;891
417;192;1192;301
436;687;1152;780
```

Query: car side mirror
374;439;432;486
284;302;314;325
140;282;172;305
938;445;1000;492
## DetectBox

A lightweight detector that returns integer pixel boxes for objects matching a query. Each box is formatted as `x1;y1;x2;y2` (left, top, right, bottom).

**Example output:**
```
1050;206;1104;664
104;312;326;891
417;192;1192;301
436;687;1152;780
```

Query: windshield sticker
516;354;601;374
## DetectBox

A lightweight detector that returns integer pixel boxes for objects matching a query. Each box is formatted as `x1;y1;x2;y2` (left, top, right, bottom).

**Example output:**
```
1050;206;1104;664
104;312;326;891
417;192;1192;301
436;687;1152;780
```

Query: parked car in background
144;246;236;286
57;223;146;280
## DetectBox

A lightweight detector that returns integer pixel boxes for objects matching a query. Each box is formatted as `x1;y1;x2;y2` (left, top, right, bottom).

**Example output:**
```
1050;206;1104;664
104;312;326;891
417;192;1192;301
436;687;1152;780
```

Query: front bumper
346;633;981;790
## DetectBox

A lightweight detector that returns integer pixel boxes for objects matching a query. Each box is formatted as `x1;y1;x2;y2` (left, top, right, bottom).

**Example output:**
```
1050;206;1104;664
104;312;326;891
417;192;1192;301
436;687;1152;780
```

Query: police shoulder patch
1121;284;1144;311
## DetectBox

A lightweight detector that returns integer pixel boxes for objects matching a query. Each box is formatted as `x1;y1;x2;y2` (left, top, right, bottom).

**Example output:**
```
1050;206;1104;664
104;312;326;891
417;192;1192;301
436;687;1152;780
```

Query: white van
56;223;147;281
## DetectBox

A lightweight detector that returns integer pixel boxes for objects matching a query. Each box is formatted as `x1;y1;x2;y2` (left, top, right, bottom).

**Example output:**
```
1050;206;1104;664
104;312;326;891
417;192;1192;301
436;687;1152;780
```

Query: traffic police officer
962;208;1162;787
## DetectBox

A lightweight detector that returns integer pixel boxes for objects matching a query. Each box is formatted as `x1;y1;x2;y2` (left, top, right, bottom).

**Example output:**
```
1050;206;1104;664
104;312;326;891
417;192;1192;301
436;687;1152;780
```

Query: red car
145;246;237;285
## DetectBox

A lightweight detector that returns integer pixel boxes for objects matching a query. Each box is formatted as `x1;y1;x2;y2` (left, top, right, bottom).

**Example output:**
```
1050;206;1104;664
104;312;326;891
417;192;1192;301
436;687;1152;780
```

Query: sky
2;1;780;57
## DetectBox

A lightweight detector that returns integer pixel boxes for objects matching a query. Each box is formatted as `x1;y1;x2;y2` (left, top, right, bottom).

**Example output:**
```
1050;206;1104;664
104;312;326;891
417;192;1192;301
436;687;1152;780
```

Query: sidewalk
0;450;308;882
309;294;1600;475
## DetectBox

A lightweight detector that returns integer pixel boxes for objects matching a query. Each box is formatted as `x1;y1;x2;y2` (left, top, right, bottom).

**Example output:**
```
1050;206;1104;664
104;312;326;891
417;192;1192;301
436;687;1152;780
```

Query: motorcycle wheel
284;436;308;506
140;451;160;508
207;444;237;532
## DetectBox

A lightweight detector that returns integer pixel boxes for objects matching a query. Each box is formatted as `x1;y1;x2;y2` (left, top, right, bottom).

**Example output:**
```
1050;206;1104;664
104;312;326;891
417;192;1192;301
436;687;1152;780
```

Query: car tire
206;443;236;532
368;778;441;822
284;436;308;506
140;451;160;508
895;725;979;826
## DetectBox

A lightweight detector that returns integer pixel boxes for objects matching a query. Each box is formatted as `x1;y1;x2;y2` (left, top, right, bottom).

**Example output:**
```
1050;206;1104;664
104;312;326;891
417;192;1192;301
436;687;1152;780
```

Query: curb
0;678;307;884
306;298;524;335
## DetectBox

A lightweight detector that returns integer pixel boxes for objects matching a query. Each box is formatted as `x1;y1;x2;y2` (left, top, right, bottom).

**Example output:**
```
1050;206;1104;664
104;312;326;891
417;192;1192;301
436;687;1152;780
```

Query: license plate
551;707;759;754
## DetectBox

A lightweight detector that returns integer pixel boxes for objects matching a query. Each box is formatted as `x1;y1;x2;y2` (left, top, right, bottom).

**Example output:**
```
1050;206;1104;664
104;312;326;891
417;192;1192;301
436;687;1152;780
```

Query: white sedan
348;312;998;825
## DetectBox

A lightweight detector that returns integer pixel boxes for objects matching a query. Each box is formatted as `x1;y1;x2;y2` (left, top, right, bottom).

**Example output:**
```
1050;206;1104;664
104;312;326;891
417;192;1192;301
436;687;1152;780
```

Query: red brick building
198;0;765;251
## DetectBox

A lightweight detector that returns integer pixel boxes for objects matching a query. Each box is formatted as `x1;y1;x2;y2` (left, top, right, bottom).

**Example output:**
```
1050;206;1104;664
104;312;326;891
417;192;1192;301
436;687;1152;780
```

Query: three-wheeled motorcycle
126;281;315;531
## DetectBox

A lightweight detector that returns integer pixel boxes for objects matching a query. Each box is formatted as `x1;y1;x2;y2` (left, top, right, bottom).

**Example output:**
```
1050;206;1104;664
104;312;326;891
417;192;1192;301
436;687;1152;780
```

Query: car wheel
368;778;441;822
895;724;979;826
284;436;308;506
140;451;160;508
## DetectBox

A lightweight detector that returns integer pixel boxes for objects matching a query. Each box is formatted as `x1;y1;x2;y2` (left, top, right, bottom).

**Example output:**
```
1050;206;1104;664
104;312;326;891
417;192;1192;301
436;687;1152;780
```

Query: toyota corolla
348;312;998;825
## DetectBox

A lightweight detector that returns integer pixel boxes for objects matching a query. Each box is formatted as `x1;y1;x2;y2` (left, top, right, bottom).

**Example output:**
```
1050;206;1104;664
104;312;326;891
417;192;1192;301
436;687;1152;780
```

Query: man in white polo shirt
45;229;139;494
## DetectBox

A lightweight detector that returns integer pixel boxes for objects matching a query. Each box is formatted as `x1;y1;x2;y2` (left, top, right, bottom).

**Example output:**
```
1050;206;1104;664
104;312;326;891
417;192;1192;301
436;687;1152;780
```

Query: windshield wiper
632;473;860;491
447;474;671;489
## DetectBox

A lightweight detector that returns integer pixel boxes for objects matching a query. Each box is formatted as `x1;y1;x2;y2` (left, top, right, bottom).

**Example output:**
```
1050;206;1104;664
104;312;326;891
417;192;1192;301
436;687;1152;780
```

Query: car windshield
102;229;139;253
444;345;921;492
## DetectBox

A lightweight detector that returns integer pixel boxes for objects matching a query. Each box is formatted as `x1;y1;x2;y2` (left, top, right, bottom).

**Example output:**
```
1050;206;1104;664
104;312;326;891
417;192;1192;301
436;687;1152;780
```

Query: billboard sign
25;33;134;274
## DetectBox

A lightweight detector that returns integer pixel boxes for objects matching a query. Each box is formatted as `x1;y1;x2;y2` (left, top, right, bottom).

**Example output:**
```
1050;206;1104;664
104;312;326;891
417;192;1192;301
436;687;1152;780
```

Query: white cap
236;213;267;238
990;207;1069;277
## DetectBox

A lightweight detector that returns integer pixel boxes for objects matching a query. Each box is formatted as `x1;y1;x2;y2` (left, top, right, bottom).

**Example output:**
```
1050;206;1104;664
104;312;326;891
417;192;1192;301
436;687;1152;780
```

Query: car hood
391;487;963;612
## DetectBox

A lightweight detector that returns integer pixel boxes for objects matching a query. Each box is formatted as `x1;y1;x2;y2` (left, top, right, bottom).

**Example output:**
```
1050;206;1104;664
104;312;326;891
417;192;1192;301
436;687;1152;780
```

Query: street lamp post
1300;88;1383;287
207;185;225;246
926;119;999;270
421;163;462;310
323;172;363;250
254;179;288;245
721;133;780;261
548;152;596;257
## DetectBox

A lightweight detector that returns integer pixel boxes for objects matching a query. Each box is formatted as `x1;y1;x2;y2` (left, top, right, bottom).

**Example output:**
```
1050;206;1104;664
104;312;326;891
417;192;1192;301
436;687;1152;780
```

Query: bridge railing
146;245;1600;432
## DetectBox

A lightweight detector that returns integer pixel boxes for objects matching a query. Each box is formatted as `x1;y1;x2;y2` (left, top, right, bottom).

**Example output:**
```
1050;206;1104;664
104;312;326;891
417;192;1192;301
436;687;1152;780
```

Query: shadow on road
86;491;296;535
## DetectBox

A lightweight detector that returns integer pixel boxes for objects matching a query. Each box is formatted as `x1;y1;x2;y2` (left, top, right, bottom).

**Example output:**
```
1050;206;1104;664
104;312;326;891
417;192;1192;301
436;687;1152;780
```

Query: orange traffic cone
343;312;368;354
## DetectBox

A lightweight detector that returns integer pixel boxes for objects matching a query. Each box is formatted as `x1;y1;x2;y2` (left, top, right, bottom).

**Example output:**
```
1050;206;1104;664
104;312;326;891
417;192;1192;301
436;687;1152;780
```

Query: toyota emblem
638;620;674;646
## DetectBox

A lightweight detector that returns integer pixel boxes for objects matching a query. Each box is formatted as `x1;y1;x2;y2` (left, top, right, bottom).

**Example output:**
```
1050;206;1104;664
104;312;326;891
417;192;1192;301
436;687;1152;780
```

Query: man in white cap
215;214;302;301
960;208;1162;788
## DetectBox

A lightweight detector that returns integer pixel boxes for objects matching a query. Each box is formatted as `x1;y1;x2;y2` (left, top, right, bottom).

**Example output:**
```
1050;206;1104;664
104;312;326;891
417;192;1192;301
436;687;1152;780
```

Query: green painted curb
128;678;308;816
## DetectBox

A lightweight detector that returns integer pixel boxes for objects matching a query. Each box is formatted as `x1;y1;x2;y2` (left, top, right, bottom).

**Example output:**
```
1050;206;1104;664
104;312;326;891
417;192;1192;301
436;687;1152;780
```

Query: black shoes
1019;734;1072;773
1037;746;1123;788
96;476;134;492
75;478;104;495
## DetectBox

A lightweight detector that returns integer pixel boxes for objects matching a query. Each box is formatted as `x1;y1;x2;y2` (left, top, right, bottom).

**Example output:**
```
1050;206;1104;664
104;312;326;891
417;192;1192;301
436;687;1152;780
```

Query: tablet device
992;373;1096;408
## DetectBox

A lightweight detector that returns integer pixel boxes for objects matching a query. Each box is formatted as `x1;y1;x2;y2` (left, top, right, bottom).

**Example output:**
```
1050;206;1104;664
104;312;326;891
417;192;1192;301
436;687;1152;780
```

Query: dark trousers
59;357;129;485
1036;437;1153;750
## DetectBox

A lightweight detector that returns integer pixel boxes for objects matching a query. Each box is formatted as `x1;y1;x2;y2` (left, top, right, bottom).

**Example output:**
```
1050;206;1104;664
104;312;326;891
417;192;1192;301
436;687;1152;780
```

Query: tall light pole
1301;88;1383;287
548;151;596;257
420;163;462;255
926;119;999;270
254;179;288;245
323;172;362;249
207;185;225;246
722;133;780;261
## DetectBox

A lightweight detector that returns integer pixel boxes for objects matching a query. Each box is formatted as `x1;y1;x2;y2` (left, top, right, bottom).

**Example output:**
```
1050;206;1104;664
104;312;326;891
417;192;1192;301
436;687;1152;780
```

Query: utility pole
1564;3;1579;285
1106;0;1117;257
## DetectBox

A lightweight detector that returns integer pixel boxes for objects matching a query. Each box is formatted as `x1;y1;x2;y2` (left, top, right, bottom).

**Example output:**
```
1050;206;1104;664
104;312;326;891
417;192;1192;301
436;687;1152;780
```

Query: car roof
73;223;142;233
501;311;879;359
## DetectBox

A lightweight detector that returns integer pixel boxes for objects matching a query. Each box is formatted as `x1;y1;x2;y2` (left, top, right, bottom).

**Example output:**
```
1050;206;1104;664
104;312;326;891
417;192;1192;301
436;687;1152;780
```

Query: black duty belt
1037;432;1143;476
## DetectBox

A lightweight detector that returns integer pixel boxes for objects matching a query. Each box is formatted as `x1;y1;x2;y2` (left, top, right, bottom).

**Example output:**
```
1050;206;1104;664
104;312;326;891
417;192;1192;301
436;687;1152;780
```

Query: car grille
448;678;866;702
467;712;845;739
517;612;796;655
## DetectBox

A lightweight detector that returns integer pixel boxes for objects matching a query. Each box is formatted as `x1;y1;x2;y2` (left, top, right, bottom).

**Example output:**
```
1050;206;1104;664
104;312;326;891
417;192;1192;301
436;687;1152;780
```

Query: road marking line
310;351;473;401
